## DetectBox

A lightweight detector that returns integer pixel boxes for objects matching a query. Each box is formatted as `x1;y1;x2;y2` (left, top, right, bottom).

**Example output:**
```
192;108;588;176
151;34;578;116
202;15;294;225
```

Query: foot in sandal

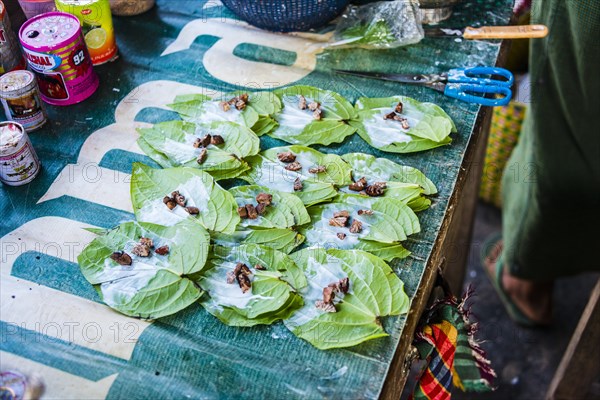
482;236;553;327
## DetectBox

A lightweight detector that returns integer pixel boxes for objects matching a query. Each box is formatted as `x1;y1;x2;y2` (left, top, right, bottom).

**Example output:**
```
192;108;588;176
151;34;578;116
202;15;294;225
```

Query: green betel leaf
352;96;456;153
284;248;410;349
168;91;280;131
270;85;357;146
131;163;240;234
342;152;437;194
137;120;258;180
77;220;210;319
241;146;352;206
251;115;279;136
198;244;305;326
229;185;310;229
211;228;305;254
299;193;419;260
341;152;436;211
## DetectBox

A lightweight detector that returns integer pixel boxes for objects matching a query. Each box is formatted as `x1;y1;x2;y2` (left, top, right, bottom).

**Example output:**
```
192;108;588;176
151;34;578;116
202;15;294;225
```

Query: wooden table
0;1;513;398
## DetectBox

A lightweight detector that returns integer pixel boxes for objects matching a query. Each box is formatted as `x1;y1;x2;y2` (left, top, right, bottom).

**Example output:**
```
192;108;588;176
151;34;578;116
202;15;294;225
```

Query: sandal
480;233;543;328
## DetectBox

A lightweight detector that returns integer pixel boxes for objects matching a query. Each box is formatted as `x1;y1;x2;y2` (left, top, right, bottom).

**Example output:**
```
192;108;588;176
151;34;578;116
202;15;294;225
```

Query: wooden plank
546;279;600;400
379;36;513;398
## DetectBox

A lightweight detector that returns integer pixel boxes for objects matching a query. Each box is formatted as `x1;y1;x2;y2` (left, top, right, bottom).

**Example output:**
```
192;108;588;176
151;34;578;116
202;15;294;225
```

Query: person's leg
489;0;600;324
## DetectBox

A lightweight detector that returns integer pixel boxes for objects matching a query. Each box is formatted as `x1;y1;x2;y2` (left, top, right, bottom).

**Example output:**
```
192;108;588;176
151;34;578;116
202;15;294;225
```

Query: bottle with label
55;0;119;65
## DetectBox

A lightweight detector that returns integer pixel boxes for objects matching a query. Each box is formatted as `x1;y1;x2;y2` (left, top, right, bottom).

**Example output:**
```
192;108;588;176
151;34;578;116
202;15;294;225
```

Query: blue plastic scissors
335;66;514;107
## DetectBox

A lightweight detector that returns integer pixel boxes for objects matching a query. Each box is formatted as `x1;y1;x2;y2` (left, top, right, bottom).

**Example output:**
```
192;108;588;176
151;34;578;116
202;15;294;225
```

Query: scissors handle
447;67;514;87
444;83;513;106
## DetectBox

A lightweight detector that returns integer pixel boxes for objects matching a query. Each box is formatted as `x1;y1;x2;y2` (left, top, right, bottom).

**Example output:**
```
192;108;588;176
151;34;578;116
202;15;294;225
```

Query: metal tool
335;66;514;106
425;24;549;39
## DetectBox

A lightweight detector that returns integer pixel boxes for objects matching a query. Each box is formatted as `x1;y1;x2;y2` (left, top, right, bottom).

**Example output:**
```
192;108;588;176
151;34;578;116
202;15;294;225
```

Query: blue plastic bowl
221;0;351;32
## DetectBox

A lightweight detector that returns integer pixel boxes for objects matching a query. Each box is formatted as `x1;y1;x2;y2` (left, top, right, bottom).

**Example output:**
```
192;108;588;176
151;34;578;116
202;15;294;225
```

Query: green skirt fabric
501;0;600;280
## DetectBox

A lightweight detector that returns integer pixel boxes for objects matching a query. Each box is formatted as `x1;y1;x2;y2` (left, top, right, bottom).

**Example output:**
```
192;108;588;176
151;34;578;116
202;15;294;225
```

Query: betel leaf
77;220;210;319
168;91;281;132
229;185;310;229
241;145;352;206
131;163;240;234
251;115;279;136
342;153;436;195
211;228;305;255
270;85;357;146
299;193;419;261
341;152;436;211
351;96;456;153
137;120;258;180
285;248;410;349
198;244;306;326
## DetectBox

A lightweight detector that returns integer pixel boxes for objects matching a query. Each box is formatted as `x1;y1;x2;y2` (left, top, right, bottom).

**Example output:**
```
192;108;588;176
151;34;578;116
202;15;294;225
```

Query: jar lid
19;12;81;50
0;70;35;96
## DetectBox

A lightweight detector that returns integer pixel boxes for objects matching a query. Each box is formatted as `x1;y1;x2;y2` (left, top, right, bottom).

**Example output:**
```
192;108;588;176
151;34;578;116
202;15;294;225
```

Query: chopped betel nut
233;262;252;293
219;101;231;112
238;274;252;293
312;109;322;121
234;262;252;277
211;135;224;145
254;264;266;271
358;209;374;216
315;300;337;313
237;206;248;218
200;134;212;148
298;95;307;110
163;196;177;210
185;206;200;215
328;277;350;294
197;148;208;164
294;178;303;191
172;191;187;207
349;177;367;192
395;101;403;113
155;245;170;256
132;244;151;257
329;215;349;227
139;237;154;248
323;286;335;303
110;251;132;266
284;161;302;171
245;204;258;219
255;193;273;206
226;271;236;284
255;203;266;215
192;138;202;148
349;220;363;234
277;151;296;163
308;165;327;174
337;232;347;240
308;101;320;111
399;118;410;130
365;182;387;197
384;112;397;121
221;93;249;112
333;210;349;218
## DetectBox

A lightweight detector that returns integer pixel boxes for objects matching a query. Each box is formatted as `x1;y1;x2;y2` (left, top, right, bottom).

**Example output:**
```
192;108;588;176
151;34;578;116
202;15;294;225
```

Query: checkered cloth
410;288;496;400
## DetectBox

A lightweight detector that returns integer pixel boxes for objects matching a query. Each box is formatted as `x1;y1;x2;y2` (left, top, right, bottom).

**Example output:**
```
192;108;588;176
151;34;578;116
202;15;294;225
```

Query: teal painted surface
0;1;512;398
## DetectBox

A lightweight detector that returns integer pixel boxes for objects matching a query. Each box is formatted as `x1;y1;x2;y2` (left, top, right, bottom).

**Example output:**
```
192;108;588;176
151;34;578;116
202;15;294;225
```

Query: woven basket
221;0;350;32
479;102;527;208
